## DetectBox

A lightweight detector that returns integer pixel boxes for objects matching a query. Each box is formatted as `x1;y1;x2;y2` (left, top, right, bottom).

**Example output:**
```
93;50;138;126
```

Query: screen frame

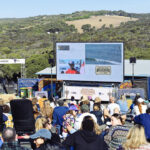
56;42;124;83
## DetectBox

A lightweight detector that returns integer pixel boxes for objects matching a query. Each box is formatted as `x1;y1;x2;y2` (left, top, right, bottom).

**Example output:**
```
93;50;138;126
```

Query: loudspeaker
10;99;35;134
129;57;136;63
48;58;55;66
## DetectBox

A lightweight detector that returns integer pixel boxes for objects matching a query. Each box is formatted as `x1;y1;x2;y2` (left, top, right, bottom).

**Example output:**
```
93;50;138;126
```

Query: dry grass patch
66;15;138;33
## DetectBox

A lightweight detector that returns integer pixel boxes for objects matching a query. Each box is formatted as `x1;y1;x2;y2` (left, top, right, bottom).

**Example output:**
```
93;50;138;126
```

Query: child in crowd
62;105;78;139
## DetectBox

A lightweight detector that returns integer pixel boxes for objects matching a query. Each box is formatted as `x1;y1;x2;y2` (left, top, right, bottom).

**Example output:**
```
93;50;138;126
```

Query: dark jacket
90;111;103;125
34;142;66;150
52;106;69;126
63;130;108;150
0;142;31;150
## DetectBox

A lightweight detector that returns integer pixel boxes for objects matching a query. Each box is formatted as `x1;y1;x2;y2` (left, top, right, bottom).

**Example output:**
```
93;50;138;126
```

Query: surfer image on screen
65;61;79;74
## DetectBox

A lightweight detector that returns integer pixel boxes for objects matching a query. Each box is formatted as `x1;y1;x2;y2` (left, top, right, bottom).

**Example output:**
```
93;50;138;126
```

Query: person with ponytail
104;113;129;150
133;98;147;116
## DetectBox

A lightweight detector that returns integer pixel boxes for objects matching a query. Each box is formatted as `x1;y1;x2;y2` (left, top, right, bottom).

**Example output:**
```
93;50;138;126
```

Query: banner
63;85;113;101
18;78;39;93
0;59;25;64
35;91;48;98
118;88;145;100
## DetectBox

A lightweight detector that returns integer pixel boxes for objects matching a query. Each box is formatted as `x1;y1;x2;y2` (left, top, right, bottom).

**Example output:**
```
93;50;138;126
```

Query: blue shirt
52;106;69;126
117;100;128;114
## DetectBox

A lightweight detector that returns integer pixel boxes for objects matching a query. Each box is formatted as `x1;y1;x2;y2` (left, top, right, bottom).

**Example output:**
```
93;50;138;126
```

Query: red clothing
66;69;78;74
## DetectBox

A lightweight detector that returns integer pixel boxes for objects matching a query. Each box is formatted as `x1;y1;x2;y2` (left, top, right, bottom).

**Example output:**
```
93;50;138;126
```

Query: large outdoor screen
56;42;124;82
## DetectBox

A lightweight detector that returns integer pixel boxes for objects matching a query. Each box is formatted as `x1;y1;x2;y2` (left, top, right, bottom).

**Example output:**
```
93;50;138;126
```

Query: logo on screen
95;66;111;75
58;45;70;51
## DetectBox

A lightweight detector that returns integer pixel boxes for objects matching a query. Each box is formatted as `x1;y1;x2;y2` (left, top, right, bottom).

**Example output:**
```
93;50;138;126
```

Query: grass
66;15;138;33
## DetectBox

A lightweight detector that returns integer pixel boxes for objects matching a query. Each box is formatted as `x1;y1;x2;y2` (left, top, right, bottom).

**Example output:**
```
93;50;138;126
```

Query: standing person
107;97;120;116
63;116;108;150
121;124;150;150
0;127;31;150
104;113;129;150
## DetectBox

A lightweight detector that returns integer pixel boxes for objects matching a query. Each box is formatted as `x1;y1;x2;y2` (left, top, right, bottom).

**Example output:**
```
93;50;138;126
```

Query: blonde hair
40;100;53;120
123;124;148;149
33;105;41;119
35;117;50;131
94;122;102;135
120;95;126;101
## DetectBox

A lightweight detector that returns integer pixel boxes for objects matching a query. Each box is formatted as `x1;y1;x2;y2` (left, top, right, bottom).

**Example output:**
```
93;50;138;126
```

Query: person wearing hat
30;129;51;150
94;97;105;111
65;61;79;74
133;98;147;116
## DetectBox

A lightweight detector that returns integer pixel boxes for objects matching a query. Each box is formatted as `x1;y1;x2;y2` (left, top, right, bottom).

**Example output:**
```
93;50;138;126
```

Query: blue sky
0;0;150;18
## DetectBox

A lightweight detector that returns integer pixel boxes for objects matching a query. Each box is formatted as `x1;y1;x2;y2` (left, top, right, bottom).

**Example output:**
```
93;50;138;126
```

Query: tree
81;24;92;32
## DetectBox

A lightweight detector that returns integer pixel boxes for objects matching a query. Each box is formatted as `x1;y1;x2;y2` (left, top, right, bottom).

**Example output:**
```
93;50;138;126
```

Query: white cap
137;98;144;103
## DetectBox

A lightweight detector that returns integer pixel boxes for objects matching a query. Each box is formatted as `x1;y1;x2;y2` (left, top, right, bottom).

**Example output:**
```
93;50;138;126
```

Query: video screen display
56;42;124;82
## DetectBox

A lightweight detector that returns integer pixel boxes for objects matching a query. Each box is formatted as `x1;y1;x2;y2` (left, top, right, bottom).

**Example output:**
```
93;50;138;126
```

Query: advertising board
35;91;48;98
0;59;25;64
63;85;113;101
56;42;124;82
18;78;39;93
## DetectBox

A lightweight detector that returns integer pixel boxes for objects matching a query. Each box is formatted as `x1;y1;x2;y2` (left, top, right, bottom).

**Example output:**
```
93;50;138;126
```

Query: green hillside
0;10;150;78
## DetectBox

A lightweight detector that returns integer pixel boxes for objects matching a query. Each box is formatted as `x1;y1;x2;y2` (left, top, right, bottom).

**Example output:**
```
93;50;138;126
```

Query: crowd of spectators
0;93;150;150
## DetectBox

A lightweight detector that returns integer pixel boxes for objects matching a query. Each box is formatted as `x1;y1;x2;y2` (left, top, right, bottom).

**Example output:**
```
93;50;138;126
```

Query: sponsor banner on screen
56;42;124;82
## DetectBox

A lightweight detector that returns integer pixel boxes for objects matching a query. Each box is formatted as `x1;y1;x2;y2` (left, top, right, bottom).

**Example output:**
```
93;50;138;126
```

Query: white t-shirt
107;103;120;115
74;112;97;130
133;105;147;116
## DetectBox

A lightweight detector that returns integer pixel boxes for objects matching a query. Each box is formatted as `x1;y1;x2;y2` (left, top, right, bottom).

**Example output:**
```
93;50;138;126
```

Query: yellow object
38;98;48;109
5;114;14;128
127;99;133;109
